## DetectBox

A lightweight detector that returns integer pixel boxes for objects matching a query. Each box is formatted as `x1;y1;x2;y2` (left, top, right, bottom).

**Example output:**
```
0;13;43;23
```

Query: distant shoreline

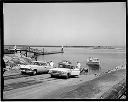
4;45;118;48
4;45;126;49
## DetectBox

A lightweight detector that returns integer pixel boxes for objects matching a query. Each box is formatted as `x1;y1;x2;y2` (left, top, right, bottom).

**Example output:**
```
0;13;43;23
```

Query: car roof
93;58;99;60
32;61;47;63
89;57;99;60
58;62;72;65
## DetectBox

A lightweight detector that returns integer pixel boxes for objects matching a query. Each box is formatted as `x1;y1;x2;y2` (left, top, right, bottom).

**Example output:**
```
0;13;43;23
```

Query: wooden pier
4;46;64;57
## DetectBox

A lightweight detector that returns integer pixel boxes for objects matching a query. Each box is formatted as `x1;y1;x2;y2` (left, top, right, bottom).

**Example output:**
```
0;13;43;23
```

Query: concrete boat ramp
3;66;126;99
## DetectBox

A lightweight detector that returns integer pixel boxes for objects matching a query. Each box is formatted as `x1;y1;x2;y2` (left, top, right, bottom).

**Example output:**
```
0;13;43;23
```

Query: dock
4;45;64;57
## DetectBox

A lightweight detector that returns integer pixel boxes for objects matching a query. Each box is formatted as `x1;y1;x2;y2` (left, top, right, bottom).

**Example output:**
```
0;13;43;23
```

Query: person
50;61;54;67
66;61;68;64
77;62;83;73
61;45;64;52
83;67;88;74
14;45;17;53
76;62;81;69
47;62;50;66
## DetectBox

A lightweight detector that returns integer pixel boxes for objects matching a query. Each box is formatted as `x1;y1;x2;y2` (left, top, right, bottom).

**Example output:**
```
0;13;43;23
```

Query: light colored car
48;61;80;79
20;61;53;75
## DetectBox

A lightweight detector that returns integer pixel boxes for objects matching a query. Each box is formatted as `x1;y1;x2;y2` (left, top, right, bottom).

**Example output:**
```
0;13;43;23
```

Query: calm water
31;47;126;75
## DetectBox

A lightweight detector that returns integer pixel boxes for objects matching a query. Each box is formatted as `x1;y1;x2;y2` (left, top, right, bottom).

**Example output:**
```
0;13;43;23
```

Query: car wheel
76;75;79;78
51;75;54;78
65;73;70;79
33;70;37;75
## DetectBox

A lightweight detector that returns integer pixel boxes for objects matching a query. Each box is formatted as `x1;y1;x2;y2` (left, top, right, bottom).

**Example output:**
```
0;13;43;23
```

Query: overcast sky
4;3;126;46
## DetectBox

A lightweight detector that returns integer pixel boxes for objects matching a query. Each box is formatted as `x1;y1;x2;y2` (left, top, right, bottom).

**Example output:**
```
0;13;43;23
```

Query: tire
33;70;37;75
65;73;70;79
51;75;54;78
76;75;79;78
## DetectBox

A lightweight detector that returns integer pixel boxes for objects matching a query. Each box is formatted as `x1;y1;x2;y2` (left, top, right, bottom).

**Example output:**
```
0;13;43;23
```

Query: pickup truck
19;61;53;75
48;61;80;79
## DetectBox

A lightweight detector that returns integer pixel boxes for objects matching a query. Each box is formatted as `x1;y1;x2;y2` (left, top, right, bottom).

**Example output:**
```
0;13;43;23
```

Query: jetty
4;45;64;57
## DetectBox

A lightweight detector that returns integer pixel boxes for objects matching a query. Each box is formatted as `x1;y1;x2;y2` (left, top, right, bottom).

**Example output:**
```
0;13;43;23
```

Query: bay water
31;47;126;75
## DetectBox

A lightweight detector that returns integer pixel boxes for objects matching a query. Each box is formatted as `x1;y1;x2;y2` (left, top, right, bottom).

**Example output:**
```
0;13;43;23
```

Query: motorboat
86;57;100;66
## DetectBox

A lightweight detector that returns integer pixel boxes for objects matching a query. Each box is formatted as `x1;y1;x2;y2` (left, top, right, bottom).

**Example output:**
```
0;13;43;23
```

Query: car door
45;64;51;71
41;63;49;72
36;63;44;73
70;67;80;75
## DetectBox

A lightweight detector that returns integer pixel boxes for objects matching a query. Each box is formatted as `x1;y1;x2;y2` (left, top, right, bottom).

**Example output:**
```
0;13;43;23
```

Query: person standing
76;62;81;69
50;61;54;67
83;67;88;74
14;45;17;53
61;45;64;52
77;62;83;73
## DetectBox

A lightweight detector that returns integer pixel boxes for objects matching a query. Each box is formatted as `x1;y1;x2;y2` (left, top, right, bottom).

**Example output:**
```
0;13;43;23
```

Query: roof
58;61;72;65
32;61;47;63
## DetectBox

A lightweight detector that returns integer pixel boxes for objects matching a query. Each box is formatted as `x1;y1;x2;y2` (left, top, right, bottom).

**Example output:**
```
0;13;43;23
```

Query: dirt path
3;69;126;99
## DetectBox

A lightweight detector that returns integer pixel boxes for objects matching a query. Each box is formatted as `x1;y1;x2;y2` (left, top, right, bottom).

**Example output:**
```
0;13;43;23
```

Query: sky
4;3;126;46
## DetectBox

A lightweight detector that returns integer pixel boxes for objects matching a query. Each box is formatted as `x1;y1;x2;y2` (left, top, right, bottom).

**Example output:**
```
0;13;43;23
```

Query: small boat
86;57;100;66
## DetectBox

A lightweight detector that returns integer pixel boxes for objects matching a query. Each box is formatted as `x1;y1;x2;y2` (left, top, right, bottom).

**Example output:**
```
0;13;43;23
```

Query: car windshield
40;63;47;66
94;58;99;61
32;62;40;65
32;62;47;66
58;64;74;69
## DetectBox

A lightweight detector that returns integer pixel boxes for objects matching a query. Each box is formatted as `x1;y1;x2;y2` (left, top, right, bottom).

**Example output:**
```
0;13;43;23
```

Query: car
19;61;53;75
48;61;80;79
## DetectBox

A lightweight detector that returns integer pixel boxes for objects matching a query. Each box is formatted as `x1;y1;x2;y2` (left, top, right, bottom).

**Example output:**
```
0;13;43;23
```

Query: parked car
48;61;80;79
19;61;53;75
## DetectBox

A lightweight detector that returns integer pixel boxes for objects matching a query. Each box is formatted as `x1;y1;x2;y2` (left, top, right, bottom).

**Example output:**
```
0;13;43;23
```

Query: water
30;47;126;75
